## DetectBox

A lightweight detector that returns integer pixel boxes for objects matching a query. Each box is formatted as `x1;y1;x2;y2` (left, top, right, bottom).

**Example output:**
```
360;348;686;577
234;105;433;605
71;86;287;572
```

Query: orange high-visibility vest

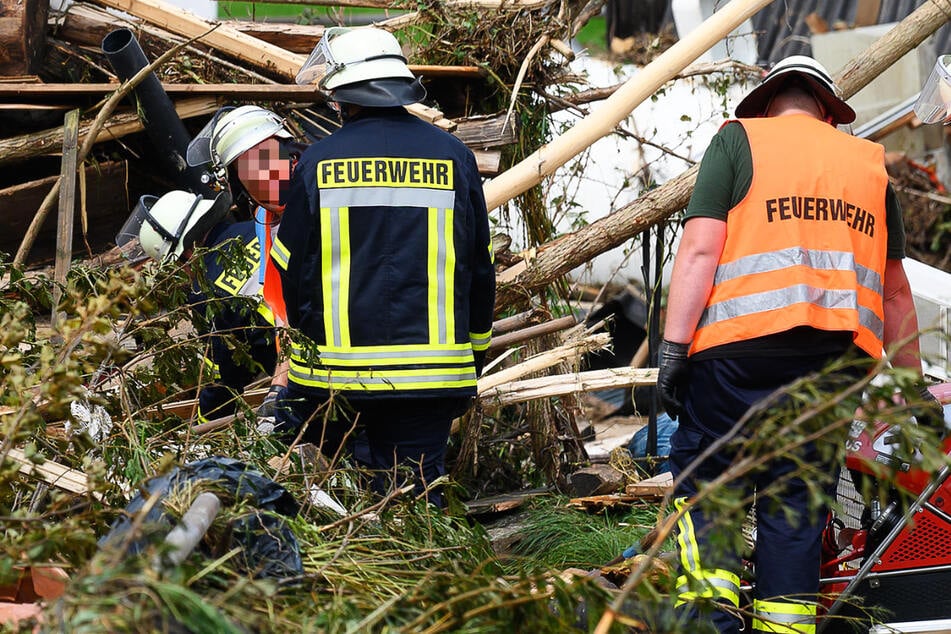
690;115;888;359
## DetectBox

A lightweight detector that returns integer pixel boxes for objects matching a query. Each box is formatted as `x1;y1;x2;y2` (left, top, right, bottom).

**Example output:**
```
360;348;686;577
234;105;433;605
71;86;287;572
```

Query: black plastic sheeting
98;456;303;579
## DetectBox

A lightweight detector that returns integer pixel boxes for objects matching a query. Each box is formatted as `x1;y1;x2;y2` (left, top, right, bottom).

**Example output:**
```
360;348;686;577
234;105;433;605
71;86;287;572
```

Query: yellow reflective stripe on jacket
674;569;740;607
270;236;290;271
320;206;352;348
288;363;477;391
203;355;221;381
428;206;456;345
752;599;816;633
469;329;492;351
291;343;474;367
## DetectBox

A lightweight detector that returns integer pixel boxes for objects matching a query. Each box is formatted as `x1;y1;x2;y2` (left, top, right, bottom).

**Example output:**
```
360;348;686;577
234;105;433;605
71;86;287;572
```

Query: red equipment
818;382;951;632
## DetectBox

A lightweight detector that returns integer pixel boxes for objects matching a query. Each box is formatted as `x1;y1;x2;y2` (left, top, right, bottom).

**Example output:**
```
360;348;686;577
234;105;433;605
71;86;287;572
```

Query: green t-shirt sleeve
684;121;752;222
885;183;905;259
686;121;906;260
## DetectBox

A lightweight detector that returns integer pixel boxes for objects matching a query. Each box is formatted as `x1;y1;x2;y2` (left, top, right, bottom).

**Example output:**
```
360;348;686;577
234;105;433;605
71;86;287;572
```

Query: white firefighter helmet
915;55;951;124
186;105;293;172
116;190;232;263
295;27;425;107
735;55;855;125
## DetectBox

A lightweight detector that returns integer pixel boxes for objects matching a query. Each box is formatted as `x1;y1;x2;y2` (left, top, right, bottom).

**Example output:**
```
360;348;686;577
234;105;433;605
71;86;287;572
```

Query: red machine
818;382;951;632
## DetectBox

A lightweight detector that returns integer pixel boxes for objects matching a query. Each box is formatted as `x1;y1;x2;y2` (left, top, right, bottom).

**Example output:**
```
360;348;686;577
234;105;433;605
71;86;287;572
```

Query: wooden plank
625;472;673;497
0;161;128;259
453;113;518;148
0;83;322;102
7;448;92;496
472;149;501;175
91;0;308;80
88;0;456;130
52;110;80;325
226;20;325;53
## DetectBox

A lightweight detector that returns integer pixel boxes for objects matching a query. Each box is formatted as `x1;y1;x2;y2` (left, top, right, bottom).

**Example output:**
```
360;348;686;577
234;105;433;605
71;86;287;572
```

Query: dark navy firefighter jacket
190;221;277;421
270;108;495;401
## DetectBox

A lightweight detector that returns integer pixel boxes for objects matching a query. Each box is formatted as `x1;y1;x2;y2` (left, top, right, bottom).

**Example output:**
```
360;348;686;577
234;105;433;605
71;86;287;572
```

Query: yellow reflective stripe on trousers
675;497;701;575
321;206;351;348
427;207;456;345
752;599;816;633
270;236;290;271
674;569;740;608
469;329;492;351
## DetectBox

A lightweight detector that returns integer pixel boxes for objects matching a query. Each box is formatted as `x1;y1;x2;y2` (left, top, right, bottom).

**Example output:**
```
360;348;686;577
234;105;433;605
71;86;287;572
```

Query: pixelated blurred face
234;137;293;211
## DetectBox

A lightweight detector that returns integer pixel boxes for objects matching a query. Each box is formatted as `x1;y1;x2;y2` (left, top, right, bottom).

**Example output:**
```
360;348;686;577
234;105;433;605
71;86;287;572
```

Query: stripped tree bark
496;0;951;312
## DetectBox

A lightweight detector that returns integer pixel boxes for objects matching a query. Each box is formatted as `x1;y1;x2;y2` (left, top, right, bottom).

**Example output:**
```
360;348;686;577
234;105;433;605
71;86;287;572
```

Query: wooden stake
51;109;80;327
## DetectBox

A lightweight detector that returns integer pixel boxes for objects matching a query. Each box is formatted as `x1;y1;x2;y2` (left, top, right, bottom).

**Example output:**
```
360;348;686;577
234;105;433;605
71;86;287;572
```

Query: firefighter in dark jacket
118;190;278;423
271;26;495;505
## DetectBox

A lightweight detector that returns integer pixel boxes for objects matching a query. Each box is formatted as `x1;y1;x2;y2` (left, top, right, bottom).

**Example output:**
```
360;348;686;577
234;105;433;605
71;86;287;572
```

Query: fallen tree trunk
496;0;951;310
0;97;218;166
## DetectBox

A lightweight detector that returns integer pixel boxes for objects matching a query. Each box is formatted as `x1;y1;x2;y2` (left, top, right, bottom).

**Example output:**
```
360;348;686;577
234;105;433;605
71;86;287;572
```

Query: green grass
573;15;608;57
216;3;409;24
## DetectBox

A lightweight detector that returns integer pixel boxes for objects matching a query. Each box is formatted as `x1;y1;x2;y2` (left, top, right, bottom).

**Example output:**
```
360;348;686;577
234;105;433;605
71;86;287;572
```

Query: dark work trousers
198;326;277;421
277;384;469;506
669;353;853;634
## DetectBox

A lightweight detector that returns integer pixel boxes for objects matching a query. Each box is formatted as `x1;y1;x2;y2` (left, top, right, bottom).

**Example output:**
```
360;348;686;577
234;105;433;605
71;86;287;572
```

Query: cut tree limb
478;332;611;392
494;0;951;310
479;367;658;407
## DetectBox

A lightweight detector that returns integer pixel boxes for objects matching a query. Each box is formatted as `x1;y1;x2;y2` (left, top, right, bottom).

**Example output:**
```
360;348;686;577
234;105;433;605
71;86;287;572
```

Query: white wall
493;53;753;290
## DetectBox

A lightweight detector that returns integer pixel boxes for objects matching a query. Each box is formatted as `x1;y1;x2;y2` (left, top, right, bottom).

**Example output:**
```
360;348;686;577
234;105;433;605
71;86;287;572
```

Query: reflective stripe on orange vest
690;115;888;358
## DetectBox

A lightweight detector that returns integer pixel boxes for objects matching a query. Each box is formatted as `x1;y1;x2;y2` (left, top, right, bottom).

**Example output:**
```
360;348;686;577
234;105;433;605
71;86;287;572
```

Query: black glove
657;339;690;419
256;385;286;420
915;383;946;434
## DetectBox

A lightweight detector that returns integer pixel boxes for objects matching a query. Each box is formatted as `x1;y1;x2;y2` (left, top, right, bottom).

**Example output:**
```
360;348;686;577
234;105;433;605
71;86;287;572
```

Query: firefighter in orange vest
656;56;922;633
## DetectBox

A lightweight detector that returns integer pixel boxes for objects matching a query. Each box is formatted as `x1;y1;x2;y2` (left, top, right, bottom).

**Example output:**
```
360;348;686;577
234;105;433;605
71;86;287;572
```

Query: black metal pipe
102;28;213;197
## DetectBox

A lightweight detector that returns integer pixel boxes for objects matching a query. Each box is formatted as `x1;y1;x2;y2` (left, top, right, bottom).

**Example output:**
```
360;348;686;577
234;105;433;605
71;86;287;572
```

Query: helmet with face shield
295;27;426;107
116;190;232;263
915;55;951;125
186;106;293;189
